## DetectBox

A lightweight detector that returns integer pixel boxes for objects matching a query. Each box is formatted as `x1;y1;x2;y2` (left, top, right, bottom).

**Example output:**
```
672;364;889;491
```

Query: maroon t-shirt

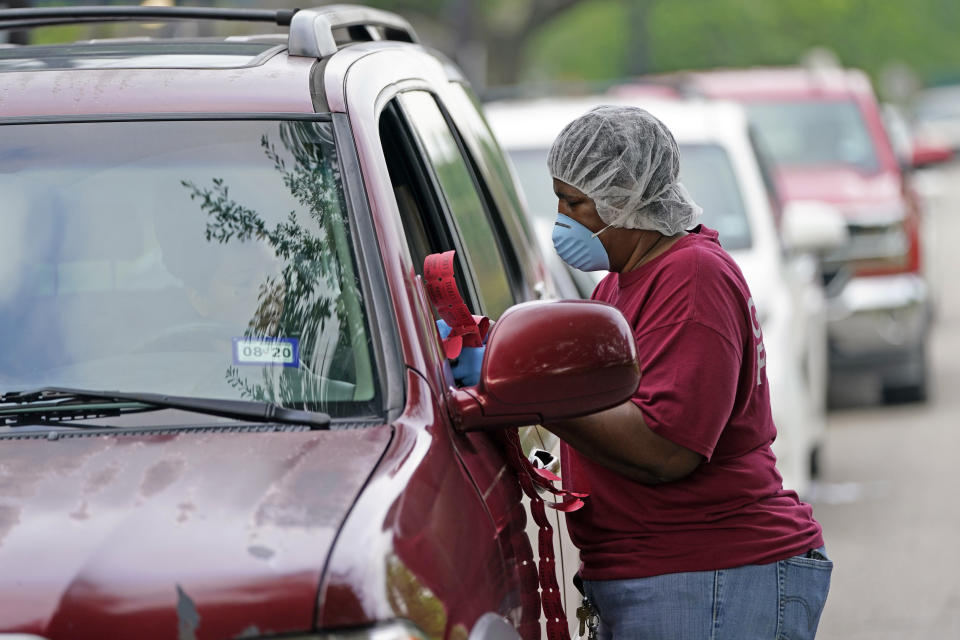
562;225;823;580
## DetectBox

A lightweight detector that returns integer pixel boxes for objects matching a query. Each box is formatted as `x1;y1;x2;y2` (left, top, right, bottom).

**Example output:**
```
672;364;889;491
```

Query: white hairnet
547;105;702;235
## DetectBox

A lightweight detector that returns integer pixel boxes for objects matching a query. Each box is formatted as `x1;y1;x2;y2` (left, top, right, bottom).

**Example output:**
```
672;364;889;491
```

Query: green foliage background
525;0;960;91
16;0;960;93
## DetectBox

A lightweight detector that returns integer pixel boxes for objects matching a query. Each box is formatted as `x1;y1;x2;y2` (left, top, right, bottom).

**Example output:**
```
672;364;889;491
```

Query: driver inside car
153;199;287;346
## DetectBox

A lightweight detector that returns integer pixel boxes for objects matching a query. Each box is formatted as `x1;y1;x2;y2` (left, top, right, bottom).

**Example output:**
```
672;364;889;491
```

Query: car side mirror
781;200;849;254
910;140;954;169
447;300;640;431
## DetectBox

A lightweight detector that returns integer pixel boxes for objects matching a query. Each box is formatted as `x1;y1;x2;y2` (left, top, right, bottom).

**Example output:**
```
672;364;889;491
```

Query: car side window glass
443;85;534;277
378;100;479;313
398;91;515;320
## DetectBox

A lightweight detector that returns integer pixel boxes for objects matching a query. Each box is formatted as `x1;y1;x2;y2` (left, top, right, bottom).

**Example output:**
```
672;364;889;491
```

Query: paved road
812;163;960;639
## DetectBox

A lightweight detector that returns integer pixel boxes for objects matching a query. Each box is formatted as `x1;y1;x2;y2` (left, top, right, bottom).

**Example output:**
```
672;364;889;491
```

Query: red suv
0;6;639;639
682;66;937;402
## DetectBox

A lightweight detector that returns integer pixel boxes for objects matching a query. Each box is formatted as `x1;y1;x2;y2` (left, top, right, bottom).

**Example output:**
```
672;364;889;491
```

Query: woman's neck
621;230;687;273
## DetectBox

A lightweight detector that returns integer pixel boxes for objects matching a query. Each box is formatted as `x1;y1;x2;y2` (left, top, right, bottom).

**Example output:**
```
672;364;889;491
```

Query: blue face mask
552;213;612;272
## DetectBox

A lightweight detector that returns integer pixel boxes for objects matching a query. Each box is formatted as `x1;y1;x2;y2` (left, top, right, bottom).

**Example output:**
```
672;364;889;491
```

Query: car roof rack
288;5;418;57
0;4;419;58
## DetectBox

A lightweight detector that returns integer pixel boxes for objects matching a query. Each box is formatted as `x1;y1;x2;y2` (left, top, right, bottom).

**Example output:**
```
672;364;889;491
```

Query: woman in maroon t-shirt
544;106;831;639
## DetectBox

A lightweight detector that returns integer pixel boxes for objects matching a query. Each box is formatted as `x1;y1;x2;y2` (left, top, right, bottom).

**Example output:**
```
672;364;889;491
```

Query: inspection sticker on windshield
232;337;299;367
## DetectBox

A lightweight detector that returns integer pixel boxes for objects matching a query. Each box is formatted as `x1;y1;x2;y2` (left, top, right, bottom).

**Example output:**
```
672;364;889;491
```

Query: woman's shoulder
662;228;742;284
653;231;751;326
649;230;726;282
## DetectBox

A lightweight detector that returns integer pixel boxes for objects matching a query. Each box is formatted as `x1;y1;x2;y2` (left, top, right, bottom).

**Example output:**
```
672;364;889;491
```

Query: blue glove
452;342;485;386
436;319;485;387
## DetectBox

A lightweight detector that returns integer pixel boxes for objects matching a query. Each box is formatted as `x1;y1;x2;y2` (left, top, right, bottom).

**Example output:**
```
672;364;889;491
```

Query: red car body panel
317;370;534;637
0;425;392;639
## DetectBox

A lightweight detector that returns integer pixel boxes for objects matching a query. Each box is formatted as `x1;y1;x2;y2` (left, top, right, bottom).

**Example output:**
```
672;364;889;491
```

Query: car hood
0;423;392;639
776;166;901;208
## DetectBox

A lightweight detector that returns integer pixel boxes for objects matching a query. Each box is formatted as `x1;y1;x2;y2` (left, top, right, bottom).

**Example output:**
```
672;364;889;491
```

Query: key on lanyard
575;597;599;640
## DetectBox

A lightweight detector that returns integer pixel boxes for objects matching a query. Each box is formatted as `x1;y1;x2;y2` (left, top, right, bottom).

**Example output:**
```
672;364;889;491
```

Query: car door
436;85;582;625
379;87;575;633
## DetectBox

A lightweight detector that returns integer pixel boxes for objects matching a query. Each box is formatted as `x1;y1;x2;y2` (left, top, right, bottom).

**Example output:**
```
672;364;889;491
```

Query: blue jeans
582;547;832;640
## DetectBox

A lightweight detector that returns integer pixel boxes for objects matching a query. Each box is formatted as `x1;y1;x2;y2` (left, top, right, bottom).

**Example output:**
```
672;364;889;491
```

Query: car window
0;119;378;418
678;143;753;251
379;100;480;313
745;100;881;172
399;91;516;320
443;85;535;288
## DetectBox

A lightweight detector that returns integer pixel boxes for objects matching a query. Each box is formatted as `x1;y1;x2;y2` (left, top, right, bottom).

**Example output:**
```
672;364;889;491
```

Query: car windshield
745;100;880;172
0;119;379;419
506;142;751;251
675;144;751;250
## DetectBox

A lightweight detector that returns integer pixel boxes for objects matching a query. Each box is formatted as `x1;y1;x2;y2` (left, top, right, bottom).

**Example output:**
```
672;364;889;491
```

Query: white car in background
912;83;960;153
486;96;847;497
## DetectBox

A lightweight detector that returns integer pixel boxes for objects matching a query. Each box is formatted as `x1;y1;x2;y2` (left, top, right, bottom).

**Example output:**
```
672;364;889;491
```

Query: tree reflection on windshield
181;121;372;411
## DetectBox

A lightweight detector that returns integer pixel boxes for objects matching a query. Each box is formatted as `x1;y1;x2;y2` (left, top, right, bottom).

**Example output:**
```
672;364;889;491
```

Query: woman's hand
436;318;485;386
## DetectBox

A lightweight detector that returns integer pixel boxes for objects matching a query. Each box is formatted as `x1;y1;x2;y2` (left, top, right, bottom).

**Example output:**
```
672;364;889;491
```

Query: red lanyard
497;427;586;640
423;251;587;639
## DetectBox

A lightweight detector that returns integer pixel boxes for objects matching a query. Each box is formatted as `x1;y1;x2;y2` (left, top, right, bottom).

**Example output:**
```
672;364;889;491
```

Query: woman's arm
545;400;703;484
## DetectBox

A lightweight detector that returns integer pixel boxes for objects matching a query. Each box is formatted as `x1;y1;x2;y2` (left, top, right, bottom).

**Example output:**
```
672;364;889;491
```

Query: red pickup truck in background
681;66;948;403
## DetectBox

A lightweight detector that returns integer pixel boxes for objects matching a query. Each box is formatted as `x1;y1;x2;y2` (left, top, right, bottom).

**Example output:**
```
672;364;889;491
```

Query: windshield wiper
0;387;331;429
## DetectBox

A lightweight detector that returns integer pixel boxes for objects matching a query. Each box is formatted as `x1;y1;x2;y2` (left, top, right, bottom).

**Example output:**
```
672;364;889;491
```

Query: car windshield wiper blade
0;387;331;429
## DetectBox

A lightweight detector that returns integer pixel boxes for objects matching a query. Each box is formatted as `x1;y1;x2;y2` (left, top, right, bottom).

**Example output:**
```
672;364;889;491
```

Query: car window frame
332;112;405;420
393;89;520;319
378;97;485;315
